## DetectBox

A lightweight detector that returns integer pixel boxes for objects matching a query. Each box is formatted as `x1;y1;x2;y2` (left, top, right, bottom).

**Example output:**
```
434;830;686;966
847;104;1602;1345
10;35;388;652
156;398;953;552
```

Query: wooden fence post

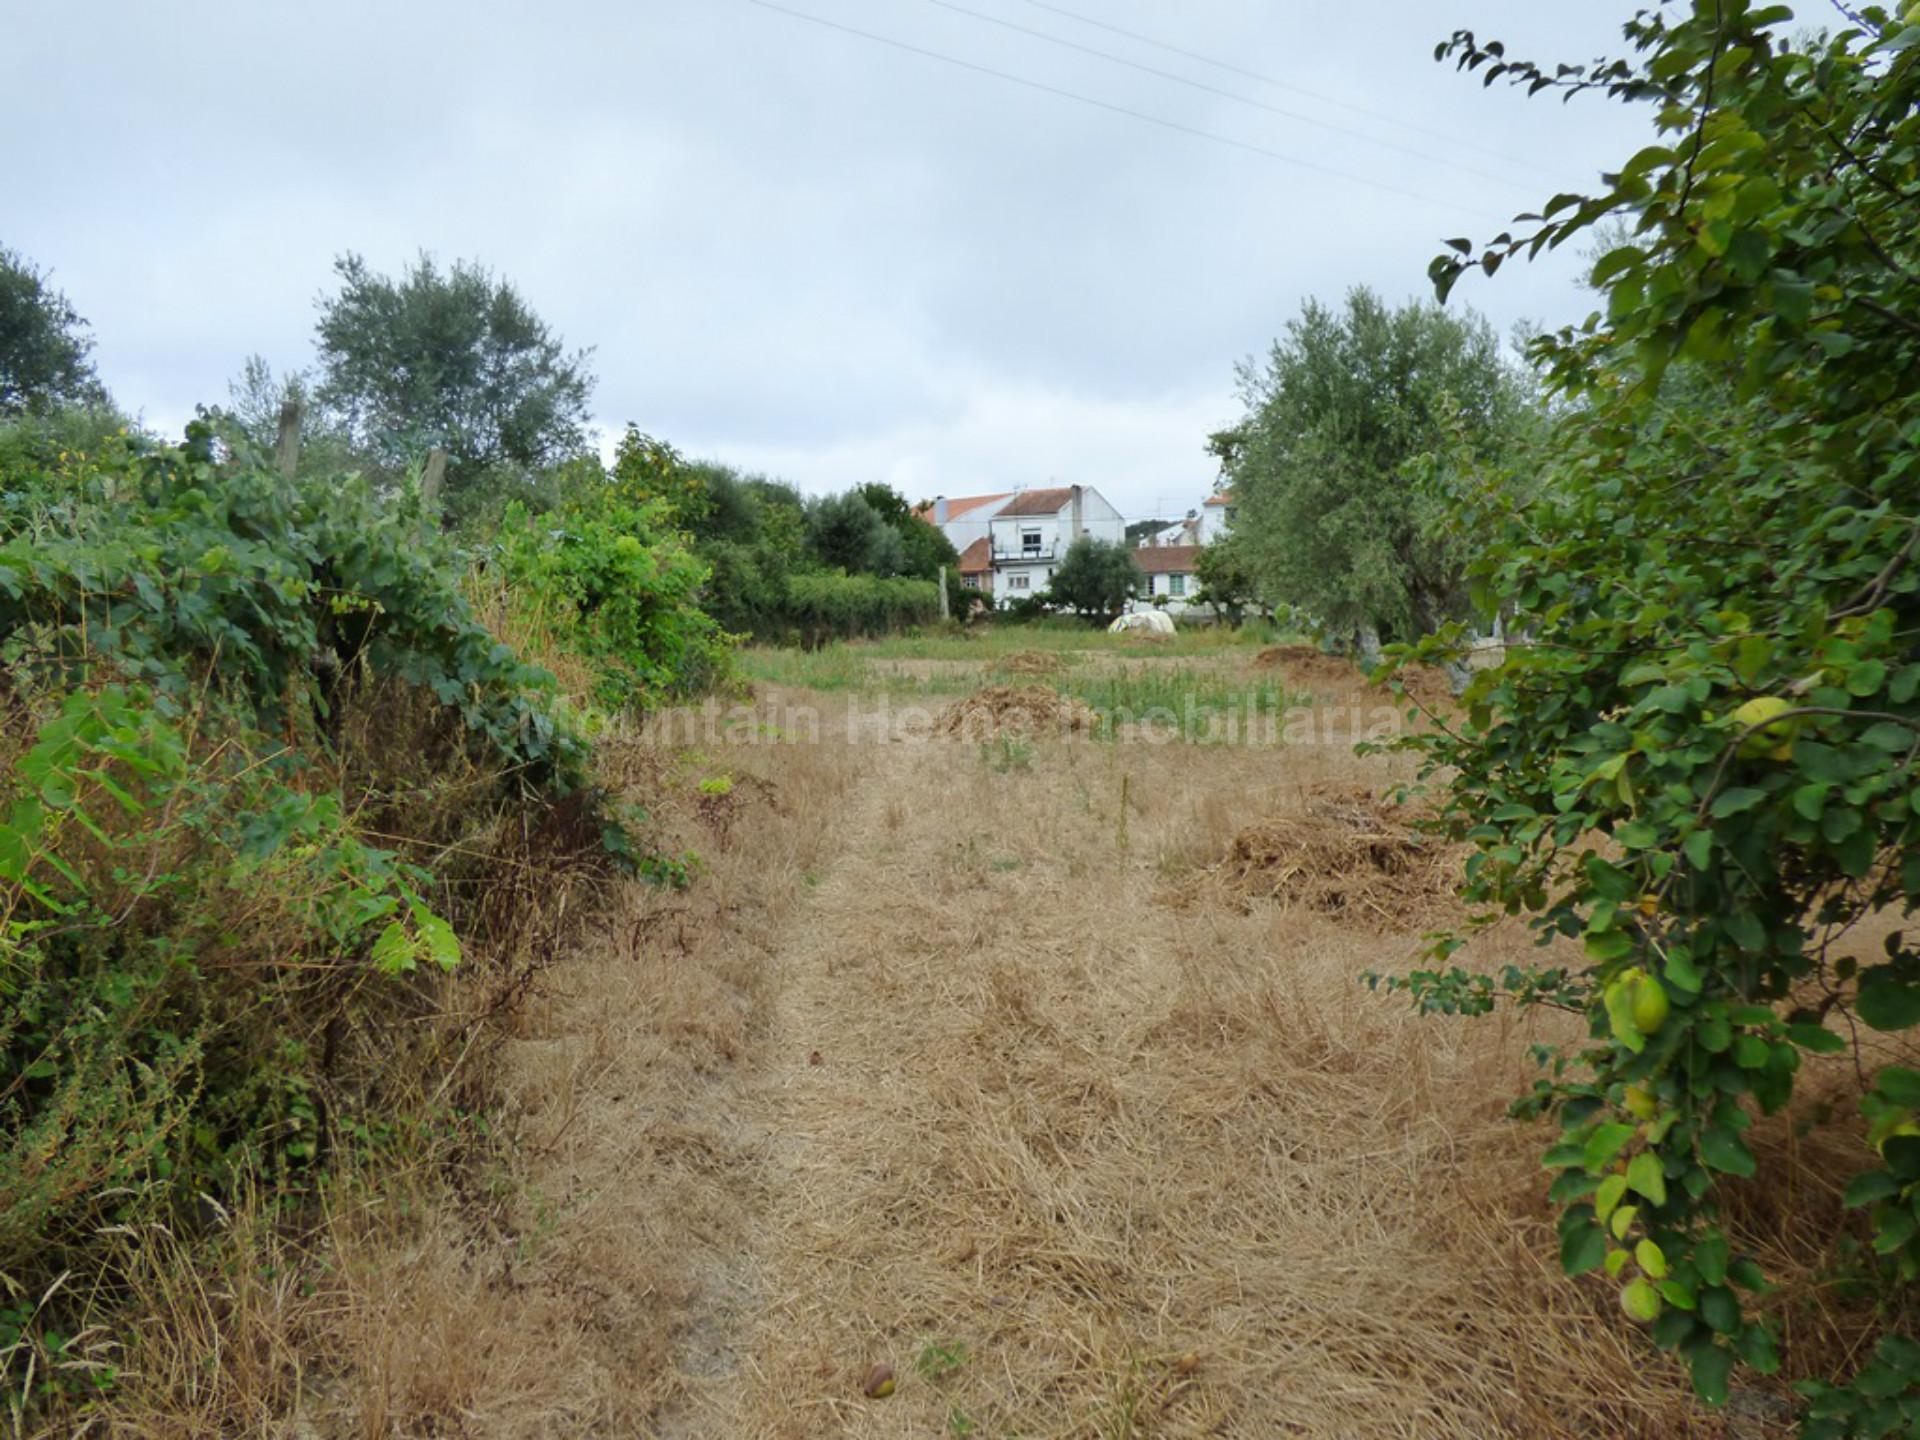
274;398;303;480
421;448;448;508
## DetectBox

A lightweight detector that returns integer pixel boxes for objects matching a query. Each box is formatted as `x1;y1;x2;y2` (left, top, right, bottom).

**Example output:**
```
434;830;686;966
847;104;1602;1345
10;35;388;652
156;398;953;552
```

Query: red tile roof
956;537;991;574
1132;544;1201;575
914;492;1011;523
1203;490;1235;507
996;486;1076;517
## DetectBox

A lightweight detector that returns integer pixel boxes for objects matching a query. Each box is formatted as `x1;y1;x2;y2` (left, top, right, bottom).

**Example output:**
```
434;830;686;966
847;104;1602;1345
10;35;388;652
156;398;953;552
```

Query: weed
981;737;1034;773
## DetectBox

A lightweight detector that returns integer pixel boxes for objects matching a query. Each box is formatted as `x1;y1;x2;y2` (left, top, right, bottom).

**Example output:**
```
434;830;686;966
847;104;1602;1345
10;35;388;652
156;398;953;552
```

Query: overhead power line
915;0;1527;190
1015;0;1544;173
742;0;1491;219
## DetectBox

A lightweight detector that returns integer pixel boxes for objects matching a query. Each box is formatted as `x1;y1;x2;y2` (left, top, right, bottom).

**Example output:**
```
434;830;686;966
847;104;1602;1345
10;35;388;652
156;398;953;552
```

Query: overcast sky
6;1;1651;521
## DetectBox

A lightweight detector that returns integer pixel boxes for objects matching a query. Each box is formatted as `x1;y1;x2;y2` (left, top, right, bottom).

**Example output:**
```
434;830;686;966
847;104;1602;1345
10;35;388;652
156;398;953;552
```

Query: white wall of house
993;558;1056;603
926;495;1013;554
1138;569;1197;613
1127;566;1228;619
989;511;1067;567
986;486;1125;567
1078;488;1126;544
1144;514;1199;547
1196;500;1237;545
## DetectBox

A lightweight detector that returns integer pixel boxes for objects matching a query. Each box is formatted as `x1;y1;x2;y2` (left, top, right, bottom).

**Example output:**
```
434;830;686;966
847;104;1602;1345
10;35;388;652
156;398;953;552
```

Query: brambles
0;416;698;1421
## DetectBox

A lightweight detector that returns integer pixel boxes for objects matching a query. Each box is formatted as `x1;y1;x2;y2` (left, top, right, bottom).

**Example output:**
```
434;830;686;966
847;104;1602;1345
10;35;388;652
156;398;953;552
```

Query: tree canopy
1218;287;1531;646
855;482;959;581
804;490;907;577
1048;536;1141;622
314;251;595;487
0;246;105;417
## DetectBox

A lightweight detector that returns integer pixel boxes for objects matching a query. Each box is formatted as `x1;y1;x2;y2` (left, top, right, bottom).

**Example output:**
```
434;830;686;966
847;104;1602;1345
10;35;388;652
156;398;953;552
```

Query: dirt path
632;701;1700;1438
372;679;1735;1438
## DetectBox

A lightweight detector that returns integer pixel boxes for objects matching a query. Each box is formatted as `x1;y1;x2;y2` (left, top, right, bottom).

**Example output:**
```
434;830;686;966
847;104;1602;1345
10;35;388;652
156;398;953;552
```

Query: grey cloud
5;0;1652;517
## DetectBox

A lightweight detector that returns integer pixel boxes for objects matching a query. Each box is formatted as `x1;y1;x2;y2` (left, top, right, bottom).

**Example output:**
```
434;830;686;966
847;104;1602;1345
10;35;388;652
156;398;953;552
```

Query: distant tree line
0;243;953;645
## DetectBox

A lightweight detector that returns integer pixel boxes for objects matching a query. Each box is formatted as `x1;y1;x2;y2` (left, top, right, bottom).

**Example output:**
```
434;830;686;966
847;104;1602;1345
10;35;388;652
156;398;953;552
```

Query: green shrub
1385;4;1920;1425
783;571;941;646
494;485;734;711
0;419;588;793
0;416;683;1416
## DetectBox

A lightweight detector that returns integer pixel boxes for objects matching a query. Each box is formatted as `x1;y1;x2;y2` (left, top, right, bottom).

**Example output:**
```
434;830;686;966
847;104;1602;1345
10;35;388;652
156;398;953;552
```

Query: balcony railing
991;543;1059;563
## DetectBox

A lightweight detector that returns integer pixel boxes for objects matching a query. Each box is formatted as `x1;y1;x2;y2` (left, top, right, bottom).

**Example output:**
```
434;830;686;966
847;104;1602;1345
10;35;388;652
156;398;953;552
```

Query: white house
916;492;1013;555
1143;512;1200;547
1196;490;1237;545
984;485;1125;603
1131;545;1208;616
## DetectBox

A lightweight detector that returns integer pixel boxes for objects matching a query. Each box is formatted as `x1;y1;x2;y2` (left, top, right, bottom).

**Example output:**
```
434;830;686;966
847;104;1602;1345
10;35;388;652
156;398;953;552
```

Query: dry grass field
275;634;1863;1438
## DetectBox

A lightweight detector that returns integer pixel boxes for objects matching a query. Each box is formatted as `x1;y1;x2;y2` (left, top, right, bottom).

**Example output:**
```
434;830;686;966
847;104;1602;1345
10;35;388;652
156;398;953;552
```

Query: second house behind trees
921;485;1125;603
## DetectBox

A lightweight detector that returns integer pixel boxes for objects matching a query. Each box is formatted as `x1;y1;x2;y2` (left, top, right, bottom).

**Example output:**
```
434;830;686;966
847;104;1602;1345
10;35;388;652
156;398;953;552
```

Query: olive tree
314;251;595;489
1048;536;1141;623
1218;288;1531;652
0;246;105;416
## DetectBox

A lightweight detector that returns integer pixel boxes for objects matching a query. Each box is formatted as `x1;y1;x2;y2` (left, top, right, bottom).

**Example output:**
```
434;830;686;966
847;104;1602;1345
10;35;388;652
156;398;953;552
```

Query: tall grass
1062;665;1296;739
738;630;1301;742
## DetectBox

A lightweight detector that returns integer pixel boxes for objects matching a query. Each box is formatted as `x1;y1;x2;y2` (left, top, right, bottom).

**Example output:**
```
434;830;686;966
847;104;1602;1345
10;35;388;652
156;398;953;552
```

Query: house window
1022;528;1042;556
1008;574;1030;591
1170;574;1186;597
1223;507;1237;526
963;574;980;590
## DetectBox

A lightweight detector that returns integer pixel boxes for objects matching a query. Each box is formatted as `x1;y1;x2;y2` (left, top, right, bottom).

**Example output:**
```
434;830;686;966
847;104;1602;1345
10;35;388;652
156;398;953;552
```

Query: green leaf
1843;1171;1901;1208
1657;1278;1697;1310
1710;786;1767;818
411;900;462;973
1694;1234;1730;1285
1848;659;1889;697
1583;1122;1638;1172
1877;1067;1920;1106
1626;1152;1668;1206
1859;972;1920;1032
1595;1172;1630;1223
1700;1127;1757;1177
371;921;417;976
1787;1022;1846;1054
1592;246;1647;284
1585;930;1635;963
1683;829;1714;869
1699;1286;1741;1334
1690;1343;1733;1406
1560;1220;1608;1277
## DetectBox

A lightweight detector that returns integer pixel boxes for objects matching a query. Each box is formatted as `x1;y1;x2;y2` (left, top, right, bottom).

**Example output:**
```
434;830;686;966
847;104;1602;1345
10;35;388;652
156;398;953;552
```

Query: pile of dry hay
1216;787;1459;925
1250;645;1458;709
993;649;1068;677
1249;644;1364;687
939;684;1099;739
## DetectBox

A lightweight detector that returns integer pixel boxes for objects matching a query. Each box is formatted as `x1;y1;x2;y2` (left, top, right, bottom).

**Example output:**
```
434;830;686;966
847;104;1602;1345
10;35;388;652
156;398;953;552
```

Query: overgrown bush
0;418;638;1415
495;489;734;711
1383;4;1920;1427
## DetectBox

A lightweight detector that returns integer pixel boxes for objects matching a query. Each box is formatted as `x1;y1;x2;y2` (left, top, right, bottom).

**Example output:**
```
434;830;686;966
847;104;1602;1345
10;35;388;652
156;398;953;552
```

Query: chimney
933;495;949;525
1069;484;1084;540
